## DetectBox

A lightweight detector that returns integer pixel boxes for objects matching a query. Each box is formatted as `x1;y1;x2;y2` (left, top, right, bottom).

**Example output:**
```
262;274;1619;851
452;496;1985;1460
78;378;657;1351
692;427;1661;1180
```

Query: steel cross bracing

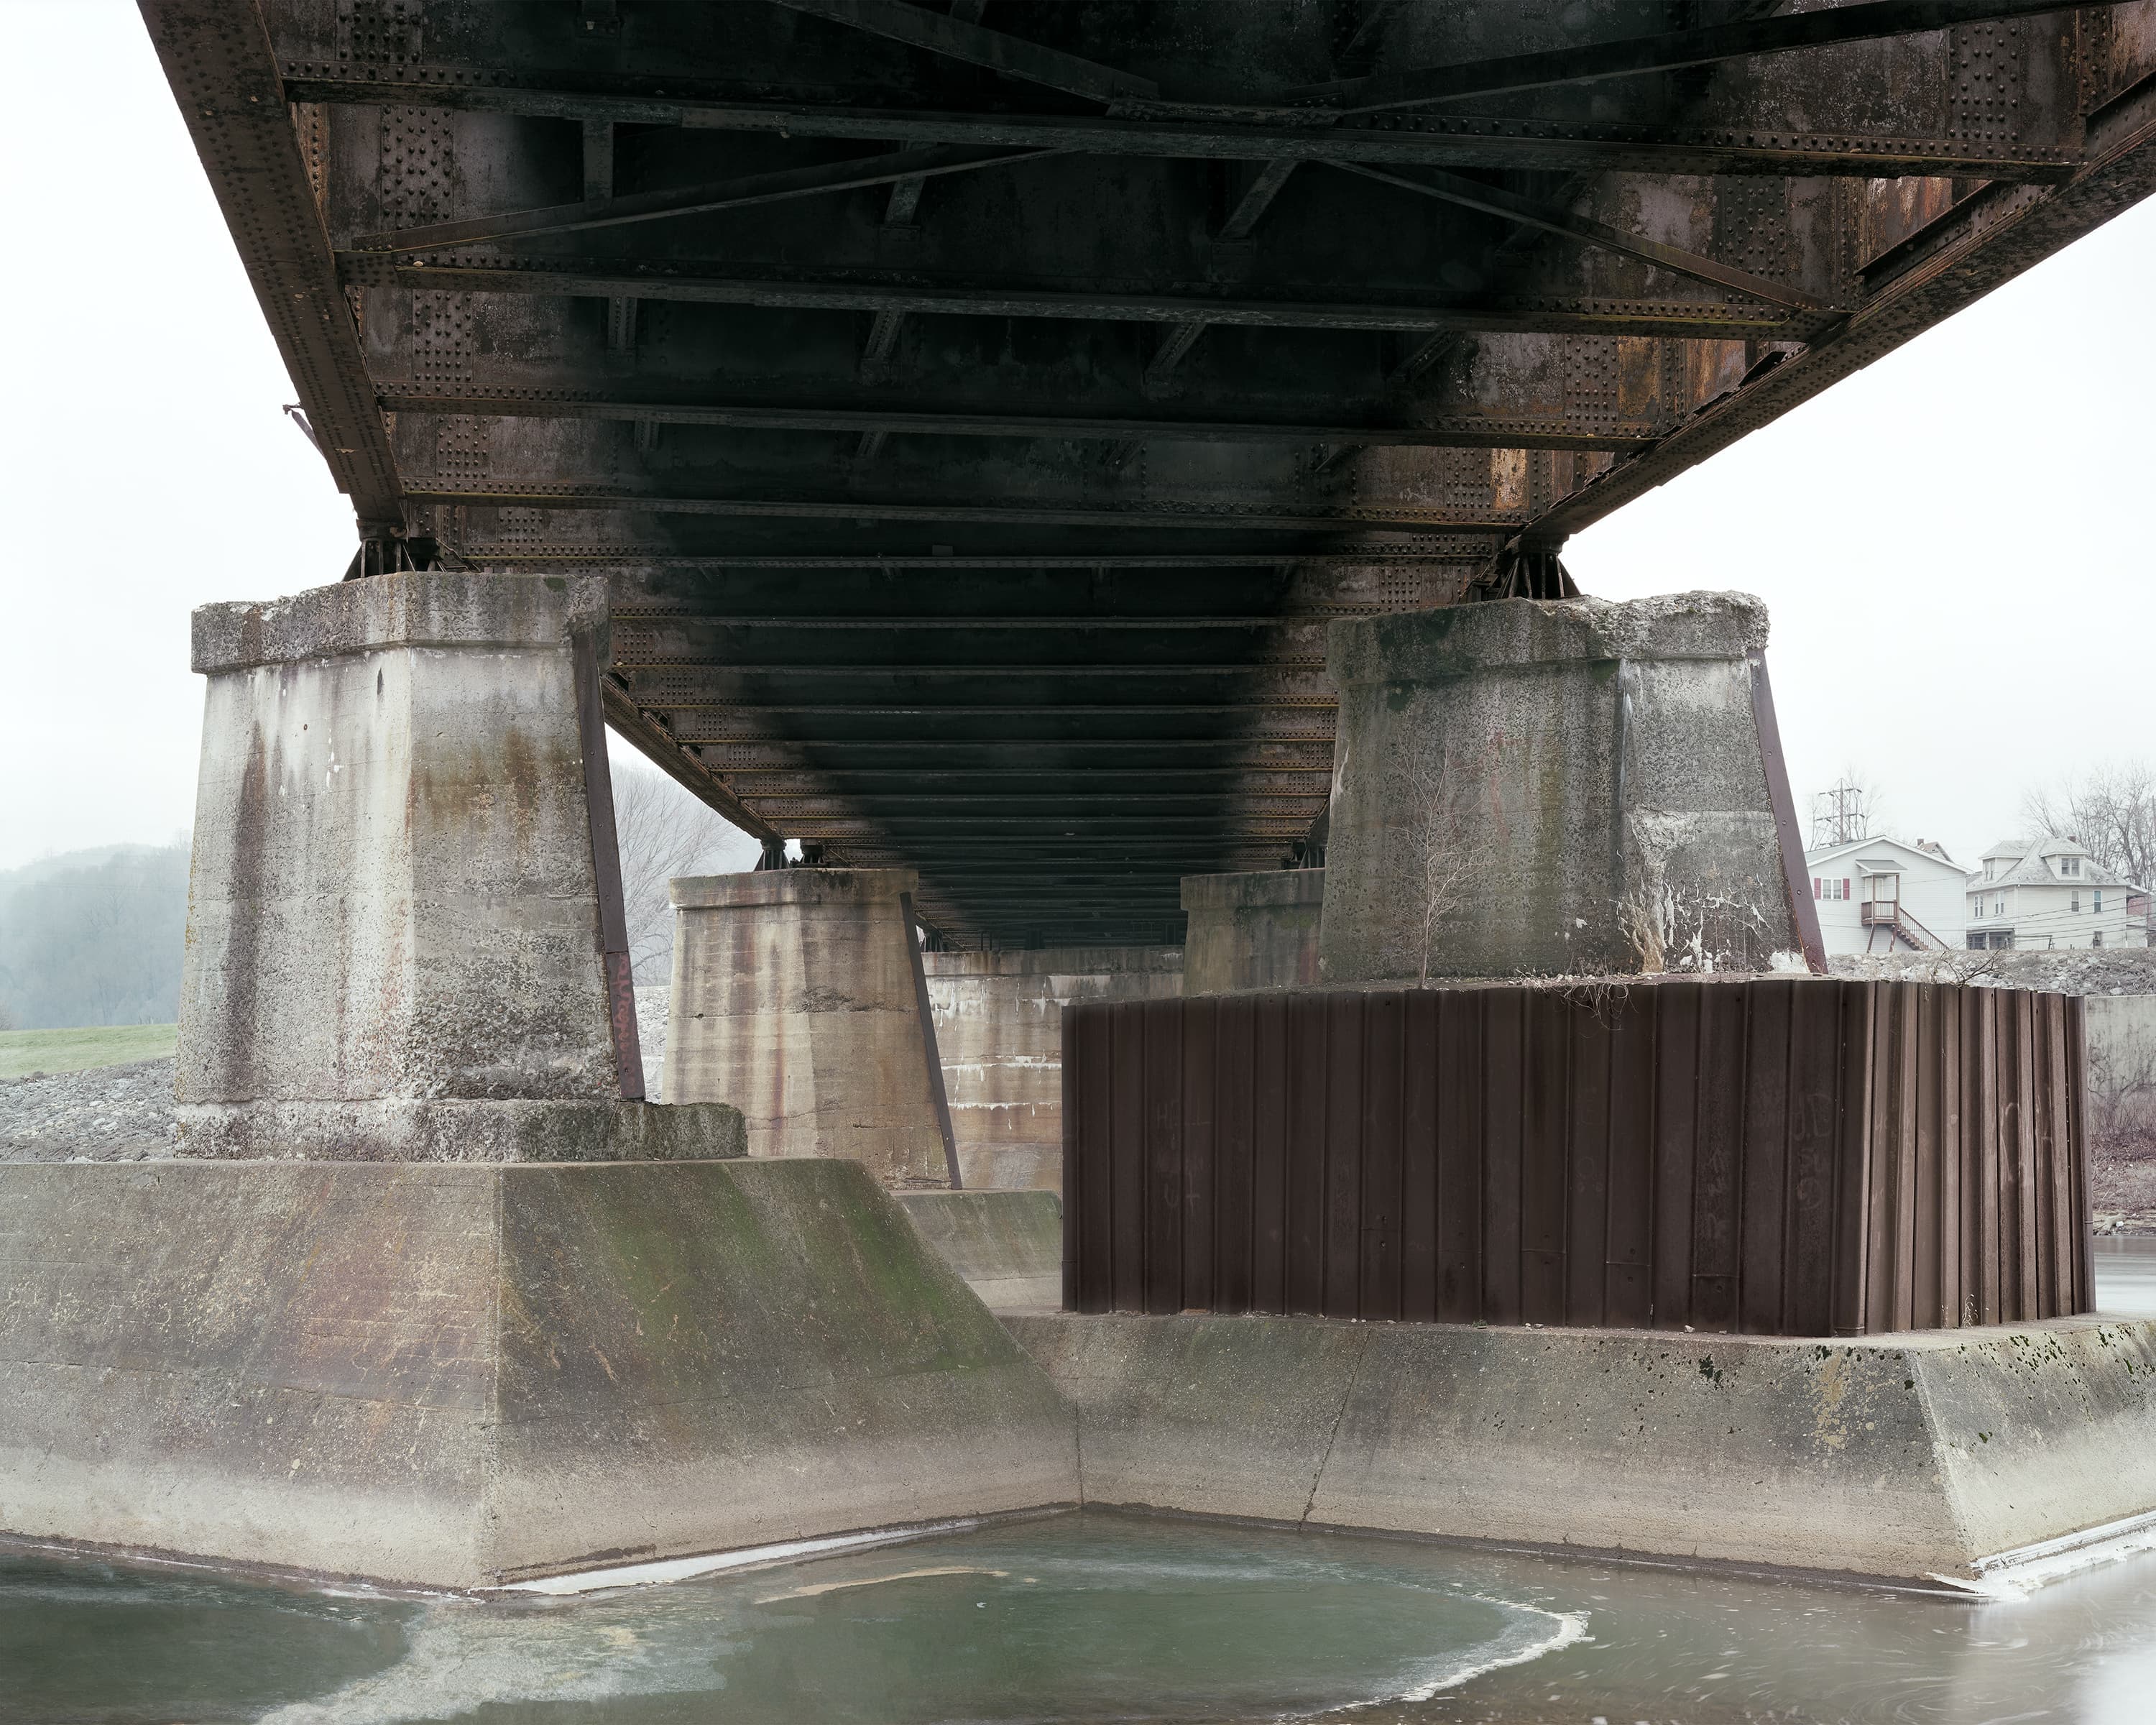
142;0;2156;945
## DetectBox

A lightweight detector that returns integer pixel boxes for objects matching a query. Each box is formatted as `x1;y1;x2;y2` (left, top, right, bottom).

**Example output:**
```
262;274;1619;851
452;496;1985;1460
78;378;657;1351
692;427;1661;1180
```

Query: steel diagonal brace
1289;1;2129;116
354;142;1056;253
1337;162;1833;314
763;0;1157;104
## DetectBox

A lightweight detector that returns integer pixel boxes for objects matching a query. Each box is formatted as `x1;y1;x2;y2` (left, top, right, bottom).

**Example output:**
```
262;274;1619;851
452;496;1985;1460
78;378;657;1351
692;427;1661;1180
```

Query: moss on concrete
0;1159;1077;1588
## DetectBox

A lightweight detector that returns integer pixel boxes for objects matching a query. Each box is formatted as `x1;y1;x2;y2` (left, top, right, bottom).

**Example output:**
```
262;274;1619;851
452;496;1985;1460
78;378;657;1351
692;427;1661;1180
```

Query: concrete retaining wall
1005;1311;2156;1581
898;1190;1063;1311
0;1159;1077;1588
922;947;1181;1191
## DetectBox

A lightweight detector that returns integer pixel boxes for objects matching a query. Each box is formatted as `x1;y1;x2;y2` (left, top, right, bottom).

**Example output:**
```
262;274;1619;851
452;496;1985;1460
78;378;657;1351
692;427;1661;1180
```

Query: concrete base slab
1003;1312;2156;1582
898;1190;1063;1311
0;1159;1077;1589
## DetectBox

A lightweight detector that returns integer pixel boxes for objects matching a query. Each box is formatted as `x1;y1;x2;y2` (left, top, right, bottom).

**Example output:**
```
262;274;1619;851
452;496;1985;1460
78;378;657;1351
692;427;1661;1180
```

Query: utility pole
1810;778;1870;848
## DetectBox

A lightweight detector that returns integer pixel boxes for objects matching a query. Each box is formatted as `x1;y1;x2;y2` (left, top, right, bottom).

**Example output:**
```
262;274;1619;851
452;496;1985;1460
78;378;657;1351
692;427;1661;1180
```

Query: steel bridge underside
144;0;2156;945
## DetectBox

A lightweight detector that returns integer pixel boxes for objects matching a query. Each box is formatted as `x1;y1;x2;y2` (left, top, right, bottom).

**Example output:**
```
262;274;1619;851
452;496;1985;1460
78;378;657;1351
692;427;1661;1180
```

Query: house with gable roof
1965;836;2148;950
1804;834;1968;955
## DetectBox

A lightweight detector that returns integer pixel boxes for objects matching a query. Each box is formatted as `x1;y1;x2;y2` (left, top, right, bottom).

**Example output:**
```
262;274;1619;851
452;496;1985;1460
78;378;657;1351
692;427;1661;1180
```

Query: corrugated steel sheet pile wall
1060;980;2089;1335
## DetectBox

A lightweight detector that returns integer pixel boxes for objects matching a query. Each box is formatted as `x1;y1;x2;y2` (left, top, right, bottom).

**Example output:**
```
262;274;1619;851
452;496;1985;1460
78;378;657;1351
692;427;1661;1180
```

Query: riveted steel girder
149;0;2156;944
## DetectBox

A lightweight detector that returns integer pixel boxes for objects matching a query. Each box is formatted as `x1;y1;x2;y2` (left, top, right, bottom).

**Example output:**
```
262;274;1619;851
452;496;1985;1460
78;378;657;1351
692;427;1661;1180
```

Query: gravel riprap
0;990;675;1160
0;1057;178;1162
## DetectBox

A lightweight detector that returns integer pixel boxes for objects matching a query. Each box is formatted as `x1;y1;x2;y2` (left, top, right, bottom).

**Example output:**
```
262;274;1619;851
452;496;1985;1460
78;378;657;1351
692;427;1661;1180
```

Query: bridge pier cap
176;571;742;1162
665;867;953;1187
1319;592;1806;984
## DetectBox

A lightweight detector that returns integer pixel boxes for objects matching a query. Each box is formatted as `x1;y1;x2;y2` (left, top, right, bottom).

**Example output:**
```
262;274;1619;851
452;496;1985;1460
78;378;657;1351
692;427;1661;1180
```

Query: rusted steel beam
1748;650;1830;976
571;631;646;1100
1290;1;2114;115
374;390;1660;452
561;552;1463;569
779;821;1313;837
609;615;1322;632
1526;73;2156;543
407;484;1527;534
139;0;401;531
635;702;1325;717
682;741;1339;762
722;774;1330;794
1336;163;1832;313
628;669;1329;696
354;143;1051;253
763;0;1157;104
757;792;1327;809
279;75;2081;181
596;682;783;846
895;885;965;1188
344;259;1803;339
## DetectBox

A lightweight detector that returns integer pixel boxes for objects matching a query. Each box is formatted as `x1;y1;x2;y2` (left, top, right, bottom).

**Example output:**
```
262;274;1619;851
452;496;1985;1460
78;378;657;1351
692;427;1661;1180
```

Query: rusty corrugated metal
1061;979;2090;1335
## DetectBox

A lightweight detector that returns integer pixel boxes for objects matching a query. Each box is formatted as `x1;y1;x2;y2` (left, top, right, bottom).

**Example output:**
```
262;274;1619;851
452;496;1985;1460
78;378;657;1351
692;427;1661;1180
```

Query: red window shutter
1843;878;1851;899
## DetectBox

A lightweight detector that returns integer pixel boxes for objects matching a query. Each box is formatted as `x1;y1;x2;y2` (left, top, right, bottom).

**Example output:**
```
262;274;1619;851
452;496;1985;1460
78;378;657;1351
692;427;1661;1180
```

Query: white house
1966;836;2147;950
1805;835;1968;956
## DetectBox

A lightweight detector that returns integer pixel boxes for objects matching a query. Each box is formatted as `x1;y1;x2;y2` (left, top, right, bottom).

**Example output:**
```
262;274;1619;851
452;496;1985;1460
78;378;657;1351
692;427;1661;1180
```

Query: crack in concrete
1300;1327;1371;1525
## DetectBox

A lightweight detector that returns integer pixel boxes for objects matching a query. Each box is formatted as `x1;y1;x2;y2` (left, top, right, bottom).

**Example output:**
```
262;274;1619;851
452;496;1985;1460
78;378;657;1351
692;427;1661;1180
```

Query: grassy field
0;1023;178;1082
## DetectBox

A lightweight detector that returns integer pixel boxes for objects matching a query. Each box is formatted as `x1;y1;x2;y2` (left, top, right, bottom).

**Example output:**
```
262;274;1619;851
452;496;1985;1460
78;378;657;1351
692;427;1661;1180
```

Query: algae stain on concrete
1812;1351;1855;1451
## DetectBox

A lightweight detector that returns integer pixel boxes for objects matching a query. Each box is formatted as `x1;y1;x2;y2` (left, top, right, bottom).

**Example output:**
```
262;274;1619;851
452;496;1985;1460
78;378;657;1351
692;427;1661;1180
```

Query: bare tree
1384;737;1493;985
2022;760;2156;888
610;759;761;983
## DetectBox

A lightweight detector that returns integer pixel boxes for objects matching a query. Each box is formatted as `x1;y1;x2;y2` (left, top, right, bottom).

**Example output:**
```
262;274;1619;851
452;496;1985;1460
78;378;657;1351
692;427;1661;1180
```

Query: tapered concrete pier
175;572;738;1162
1319;593;1818;983
665;869;954;1187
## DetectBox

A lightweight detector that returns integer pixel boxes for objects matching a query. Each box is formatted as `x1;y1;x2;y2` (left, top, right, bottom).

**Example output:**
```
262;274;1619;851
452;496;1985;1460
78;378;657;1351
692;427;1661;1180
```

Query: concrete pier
1180;872;1323;993
1319;594;1809;983
0;570;1108;1590
1006;1311;2156;1584
922;946;1182;1190
665;869;952;1186
175;572;738;1162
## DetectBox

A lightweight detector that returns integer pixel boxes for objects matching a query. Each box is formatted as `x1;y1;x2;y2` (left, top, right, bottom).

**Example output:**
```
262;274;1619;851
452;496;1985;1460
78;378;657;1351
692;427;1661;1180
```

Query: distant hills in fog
0;845;189;1031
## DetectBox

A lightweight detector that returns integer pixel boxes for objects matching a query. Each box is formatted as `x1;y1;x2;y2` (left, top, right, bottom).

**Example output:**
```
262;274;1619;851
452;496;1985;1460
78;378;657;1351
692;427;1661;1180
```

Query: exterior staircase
1863;903;1947;953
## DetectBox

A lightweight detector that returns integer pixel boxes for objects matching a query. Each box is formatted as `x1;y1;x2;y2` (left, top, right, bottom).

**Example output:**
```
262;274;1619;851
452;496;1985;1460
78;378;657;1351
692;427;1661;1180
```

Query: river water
9;1243;2156;1725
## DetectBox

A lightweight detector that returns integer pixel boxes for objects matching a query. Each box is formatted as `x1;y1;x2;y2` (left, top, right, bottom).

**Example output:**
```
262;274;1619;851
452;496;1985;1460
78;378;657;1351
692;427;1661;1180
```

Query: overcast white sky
2;0;2150;875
